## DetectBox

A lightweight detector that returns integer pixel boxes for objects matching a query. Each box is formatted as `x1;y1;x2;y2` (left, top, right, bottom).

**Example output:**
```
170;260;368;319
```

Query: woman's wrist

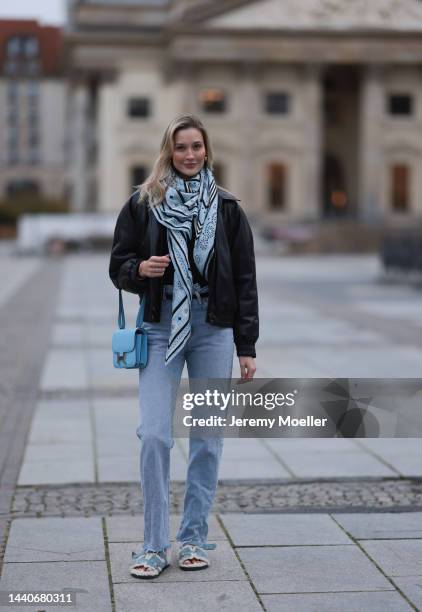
137;261;147;279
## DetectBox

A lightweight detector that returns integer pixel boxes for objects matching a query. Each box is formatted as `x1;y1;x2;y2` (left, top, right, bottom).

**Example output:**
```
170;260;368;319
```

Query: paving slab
262;319;383;345
26;422;92;444
265;438;359;453
22;442;93;463
27;399;92;443
19;399;95;484
4;517;105;562
0;561;112;612
369;455;422;478
93;398;138;426
358;439;422;477
97;455;139;482
113;581;262;612
391;576;422;610
259;301;317;320
94;400;138;456
332;512;422;540
360;540;422;576
0;257;42;308
106;514;226;543
220;438;280;460
86;323;115;347
261;591;413;612
51;323;85;346
256;254;380;282
109;541;244;583
40;349;88;391
359;439;422;454
254;347;327;378
304;346;422;378
56;306;114;321
355;300;422;323
345;284;415;299
218;457;290;480
220;513;352;546
96;435;139;458
18;458;95;485
238;545;393;593
31;397;92;416
276;450;397;478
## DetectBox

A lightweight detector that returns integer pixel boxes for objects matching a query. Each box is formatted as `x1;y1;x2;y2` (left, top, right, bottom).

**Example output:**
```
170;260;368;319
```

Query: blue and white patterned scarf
152;165;218;364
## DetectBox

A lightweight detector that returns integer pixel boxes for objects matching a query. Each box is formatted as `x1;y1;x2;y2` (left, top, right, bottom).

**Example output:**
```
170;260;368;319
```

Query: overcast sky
0;0;66;25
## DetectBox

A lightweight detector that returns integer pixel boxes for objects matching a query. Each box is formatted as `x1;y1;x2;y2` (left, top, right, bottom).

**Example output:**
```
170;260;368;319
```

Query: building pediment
202;0;422;31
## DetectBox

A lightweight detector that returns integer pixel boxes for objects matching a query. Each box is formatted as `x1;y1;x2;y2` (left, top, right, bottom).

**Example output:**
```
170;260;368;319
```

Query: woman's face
172;128;206;177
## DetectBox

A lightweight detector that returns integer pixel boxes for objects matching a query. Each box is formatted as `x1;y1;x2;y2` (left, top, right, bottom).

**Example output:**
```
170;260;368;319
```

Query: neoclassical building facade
66;0;422;223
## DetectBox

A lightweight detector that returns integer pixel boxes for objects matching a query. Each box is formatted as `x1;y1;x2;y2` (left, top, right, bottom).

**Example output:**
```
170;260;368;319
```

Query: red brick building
0;20;68;199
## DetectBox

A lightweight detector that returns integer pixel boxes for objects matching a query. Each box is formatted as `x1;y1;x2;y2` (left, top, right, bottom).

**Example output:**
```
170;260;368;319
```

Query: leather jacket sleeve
109;194;148;294
229;203;259;358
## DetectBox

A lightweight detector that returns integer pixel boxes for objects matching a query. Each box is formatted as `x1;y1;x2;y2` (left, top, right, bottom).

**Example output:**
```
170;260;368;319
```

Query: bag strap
118;290;125;329
118;290;145;330
136;294;145;328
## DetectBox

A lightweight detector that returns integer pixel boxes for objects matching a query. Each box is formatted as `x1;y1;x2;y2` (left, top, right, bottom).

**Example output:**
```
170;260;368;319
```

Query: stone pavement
1;250;422;611
1;512;422;611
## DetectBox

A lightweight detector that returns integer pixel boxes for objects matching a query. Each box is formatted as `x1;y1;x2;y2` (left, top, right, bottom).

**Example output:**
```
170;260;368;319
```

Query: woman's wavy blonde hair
138;113;214;207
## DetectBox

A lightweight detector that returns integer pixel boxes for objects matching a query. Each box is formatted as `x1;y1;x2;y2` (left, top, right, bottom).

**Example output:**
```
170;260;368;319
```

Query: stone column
237;63;260;212
301;63;323;221
359;65;384;223
69;81;90;212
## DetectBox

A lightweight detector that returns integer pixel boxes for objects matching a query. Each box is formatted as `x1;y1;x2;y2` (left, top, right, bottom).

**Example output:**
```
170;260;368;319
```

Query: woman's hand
239;356;256;380
138;255;170;278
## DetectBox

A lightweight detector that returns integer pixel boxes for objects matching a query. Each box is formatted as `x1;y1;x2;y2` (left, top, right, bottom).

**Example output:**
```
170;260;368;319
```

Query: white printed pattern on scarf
152;166;218;364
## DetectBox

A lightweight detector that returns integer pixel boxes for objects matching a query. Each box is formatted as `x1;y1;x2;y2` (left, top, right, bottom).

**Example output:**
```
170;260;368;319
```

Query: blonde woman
109;114;258;578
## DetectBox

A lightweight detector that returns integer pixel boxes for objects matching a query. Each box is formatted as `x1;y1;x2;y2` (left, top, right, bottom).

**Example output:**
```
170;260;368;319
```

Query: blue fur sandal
130;550;170;579
178;542;216;571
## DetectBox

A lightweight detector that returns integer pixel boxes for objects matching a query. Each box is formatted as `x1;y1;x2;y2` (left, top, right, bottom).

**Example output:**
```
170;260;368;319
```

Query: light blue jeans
136;291;234;552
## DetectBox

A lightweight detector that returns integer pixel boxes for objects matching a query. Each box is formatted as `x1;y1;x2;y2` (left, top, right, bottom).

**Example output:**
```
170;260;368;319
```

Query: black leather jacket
109;188;258;357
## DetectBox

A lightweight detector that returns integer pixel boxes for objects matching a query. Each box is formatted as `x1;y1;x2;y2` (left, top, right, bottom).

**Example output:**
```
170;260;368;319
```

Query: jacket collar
217;186;240;202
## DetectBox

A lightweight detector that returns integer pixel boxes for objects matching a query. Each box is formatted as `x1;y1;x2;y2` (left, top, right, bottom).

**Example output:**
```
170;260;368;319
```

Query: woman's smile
172;127;207;176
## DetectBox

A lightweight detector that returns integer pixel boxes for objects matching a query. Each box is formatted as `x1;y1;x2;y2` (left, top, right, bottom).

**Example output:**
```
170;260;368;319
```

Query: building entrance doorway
321;66;361;219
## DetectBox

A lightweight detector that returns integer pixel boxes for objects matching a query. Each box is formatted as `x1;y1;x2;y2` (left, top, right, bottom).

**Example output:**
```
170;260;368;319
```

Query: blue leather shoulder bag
112;290;148;369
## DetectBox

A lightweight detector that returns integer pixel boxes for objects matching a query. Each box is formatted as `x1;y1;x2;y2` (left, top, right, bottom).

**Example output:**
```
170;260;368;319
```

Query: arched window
391;164;410;212
323;153;348;217
267;163;287;210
